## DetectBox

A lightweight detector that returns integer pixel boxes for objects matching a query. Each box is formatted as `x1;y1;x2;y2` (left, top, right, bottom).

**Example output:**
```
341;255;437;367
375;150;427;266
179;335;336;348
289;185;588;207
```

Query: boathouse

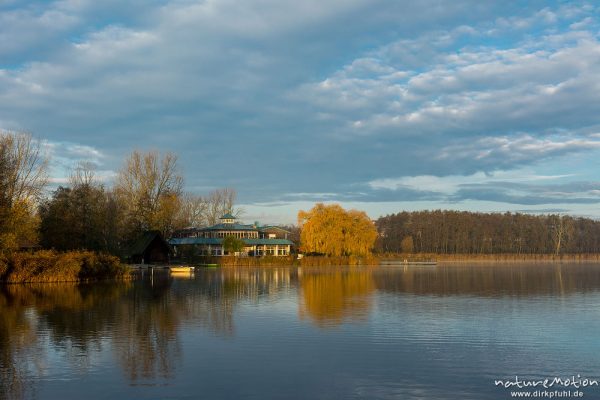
126;231;171;264
169;214;294;257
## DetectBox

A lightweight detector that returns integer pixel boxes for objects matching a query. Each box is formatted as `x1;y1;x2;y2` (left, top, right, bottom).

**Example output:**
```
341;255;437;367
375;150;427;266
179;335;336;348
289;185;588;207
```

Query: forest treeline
0;131;239;257
375;210;600;255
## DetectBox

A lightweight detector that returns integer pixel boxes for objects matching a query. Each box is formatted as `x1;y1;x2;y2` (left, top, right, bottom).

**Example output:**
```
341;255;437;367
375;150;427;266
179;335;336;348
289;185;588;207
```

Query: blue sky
2;1;600;224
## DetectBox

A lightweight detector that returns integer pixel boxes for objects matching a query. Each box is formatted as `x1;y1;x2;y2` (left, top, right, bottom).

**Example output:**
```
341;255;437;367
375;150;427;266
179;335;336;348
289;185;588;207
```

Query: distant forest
375;211;600;255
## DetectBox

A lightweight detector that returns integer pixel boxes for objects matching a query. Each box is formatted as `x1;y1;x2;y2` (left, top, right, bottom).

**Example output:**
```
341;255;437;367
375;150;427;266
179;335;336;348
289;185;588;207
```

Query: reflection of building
169;214;294;256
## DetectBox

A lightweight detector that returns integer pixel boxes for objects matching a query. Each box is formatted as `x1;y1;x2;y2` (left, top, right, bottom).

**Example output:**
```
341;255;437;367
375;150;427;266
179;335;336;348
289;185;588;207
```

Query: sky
2;0;600;224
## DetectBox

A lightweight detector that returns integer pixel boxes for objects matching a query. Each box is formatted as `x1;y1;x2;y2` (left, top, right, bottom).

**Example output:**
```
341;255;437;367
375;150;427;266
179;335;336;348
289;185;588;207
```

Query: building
126;231;171;264
169;214;294;257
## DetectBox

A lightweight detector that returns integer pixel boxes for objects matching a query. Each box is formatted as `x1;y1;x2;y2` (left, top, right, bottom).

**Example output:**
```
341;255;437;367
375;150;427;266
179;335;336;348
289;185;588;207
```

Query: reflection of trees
373;264;600;296
0;268;297;395
1;283;131;399
113;277;182;381
175;268;295;336
0;286;40;400
299;268;375;327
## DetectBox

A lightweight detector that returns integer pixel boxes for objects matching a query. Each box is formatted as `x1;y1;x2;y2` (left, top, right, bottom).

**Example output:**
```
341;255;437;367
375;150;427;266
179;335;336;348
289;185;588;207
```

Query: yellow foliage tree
297;203;377;257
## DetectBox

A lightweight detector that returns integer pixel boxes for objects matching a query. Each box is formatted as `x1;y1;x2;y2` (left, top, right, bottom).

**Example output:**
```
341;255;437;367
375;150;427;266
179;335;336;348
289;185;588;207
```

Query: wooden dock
380;260;437;266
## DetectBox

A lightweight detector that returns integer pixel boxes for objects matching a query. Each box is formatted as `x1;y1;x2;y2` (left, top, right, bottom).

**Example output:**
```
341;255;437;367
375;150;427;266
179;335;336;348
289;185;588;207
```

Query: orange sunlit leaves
298;203;377;257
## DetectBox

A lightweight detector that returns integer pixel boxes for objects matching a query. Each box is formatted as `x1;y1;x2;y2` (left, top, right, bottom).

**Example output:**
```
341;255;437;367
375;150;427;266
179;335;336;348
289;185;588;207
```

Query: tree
298;203;377;257
205;188;241;226
400;235;414;253
0;131;49;252
114;150;183;238
550;215;573;256
223;236;245;254
177;193;208;228
39;162;124;253
39;186;119;253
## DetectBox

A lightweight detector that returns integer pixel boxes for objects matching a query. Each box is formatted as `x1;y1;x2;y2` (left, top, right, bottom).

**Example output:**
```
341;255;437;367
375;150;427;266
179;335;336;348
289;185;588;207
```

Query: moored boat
168;266;195;273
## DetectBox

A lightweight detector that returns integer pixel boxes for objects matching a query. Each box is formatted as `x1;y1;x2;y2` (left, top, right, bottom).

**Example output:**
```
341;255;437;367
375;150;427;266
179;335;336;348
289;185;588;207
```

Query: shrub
0;250;129;283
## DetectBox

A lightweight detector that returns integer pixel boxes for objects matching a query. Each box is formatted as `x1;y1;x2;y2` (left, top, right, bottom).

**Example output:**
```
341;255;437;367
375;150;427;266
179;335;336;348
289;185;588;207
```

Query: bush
0;250;129;283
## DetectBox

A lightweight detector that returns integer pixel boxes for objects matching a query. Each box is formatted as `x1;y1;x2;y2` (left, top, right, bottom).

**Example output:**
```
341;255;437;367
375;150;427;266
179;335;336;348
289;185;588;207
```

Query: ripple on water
2;264;600;400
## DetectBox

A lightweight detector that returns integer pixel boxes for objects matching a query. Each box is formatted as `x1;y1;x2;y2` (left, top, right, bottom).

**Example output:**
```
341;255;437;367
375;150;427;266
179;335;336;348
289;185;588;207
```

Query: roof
173;222;290;234
170;237;222;245
220;213;236;219
258;226;290;233
127;231;170;256
201;223;257;231
169;237;294;246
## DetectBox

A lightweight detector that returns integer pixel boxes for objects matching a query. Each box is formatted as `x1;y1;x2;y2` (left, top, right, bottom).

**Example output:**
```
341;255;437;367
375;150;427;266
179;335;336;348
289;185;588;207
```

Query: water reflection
2;264;600;399
375;263;600;296
0;285;41;400
299;267;375;326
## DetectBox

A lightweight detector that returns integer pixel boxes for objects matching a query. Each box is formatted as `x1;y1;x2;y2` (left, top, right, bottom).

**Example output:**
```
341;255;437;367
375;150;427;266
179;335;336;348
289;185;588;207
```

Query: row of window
175;246;289;257
183;232;284;239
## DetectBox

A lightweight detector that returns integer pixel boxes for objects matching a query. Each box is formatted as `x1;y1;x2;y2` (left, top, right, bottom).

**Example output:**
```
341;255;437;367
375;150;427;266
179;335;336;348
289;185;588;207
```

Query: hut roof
126;231;170;257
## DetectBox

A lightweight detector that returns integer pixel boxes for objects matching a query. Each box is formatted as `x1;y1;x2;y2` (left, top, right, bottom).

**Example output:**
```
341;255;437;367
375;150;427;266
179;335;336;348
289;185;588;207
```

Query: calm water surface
2;263;600;399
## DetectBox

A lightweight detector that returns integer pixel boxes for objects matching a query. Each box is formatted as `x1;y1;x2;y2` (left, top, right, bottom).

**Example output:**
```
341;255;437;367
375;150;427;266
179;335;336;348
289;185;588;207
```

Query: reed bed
0;250;130;283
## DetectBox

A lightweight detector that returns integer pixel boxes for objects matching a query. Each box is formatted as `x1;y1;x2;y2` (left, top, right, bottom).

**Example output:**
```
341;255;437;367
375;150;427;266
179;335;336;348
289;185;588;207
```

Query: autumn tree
0;132;49;252
298;203;377;257
114;151;183;238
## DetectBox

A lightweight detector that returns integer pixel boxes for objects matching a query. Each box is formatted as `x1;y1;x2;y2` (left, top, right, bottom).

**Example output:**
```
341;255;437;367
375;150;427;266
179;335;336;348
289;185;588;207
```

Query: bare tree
0;131;49;251
0;131;48;204
204;188;242;225
178;193;208;228
114;150;183;237
550;215;573;256
69;161;98;188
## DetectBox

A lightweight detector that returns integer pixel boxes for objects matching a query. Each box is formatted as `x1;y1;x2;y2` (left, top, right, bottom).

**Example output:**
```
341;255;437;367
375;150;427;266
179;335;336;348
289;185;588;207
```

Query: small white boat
168;266;195;273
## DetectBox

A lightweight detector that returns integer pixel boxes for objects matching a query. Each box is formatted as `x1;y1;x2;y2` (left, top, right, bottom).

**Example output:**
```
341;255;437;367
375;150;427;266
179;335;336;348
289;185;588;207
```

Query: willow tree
114;150;183;238
0;132;48;251
298;203;377;257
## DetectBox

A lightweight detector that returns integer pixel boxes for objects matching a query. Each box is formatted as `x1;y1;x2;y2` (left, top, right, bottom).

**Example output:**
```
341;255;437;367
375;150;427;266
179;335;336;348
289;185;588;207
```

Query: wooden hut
126;231;171;264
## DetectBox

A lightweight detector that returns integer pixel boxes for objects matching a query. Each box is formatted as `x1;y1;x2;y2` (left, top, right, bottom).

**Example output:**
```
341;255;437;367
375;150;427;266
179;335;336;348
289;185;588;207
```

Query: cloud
1;1;600;215
43;140;116;187
436;135;600;170
364;169;600;205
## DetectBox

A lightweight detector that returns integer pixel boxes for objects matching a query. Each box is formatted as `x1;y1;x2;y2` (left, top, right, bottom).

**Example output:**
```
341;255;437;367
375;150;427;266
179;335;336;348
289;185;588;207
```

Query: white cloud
368;170;575;194
2;1;600;210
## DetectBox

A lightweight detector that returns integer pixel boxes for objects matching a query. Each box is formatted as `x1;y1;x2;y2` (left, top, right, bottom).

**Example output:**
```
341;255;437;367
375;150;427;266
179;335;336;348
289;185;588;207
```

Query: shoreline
4;251;600;285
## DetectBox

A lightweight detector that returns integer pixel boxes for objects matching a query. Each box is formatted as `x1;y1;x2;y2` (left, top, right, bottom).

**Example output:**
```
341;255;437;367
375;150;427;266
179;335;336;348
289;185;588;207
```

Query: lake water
2;263;600;399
